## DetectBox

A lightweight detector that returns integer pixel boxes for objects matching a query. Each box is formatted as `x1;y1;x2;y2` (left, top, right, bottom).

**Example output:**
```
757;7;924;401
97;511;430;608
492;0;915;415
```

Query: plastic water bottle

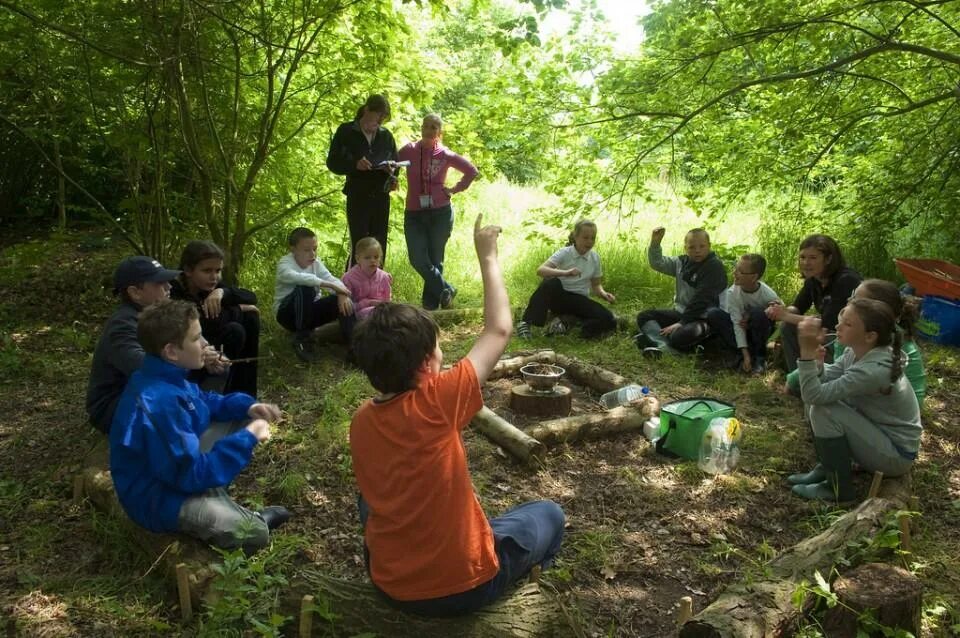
698;417;742;475
600;384;650;410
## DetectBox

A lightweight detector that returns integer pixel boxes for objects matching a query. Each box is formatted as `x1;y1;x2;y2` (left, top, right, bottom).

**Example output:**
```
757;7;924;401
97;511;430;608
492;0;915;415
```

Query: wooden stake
72;474;85;504
299;594;314;638
677;596;693;627
898;513;911;552
528;565;542;585
176;563;192;623
867;471;884;499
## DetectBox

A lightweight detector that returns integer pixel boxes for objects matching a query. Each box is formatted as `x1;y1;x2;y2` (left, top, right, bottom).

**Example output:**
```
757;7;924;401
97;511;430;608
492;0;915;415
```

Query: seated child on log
515;219;616;339
784;279;927;405
635;226;727;357
109;300;290;553
171;240;260;397
342;237;392;321
705;253;781;374
349;214;565;617
273;227;356;363
787;299;921;502
87;256;224;434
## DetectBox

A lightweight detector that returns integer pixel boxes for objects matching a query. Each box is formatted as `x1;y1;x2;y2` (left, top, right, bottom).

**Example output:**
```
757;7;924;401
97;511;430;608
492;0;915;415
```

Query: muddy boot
792;436;855;502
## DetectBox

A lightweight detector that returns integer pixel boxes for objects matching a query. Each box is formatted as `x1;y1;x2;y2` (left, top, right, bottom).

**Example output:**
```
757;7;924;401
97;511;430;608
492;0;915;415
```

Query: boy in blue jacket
109;299;290;553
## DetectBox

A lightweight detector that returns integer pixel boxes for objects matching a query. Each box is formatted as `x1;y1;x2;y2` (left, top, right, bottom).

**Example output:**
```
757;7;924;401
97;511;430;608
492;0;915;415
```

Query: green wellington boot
791;436;856;503
787;463;826;485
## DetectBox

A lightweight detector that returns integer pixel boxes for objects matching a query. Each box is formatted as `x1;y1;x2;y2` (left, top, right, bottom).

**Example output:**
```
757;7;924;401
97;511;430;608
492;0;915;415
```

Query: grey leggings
808;403;914;477
176;421;269;552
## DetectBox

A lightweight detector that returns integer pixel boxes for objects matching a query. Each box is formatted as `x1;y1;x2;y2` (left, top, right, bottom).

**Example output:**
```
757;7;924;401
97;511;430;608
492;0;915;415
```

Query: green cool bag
656;398;736;460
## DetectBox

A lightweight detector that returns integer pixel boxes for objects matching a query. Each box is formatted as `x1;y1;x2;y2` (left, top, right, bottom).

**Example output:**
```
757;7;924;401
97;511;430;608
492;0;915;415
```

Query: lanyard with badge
419;143;433;209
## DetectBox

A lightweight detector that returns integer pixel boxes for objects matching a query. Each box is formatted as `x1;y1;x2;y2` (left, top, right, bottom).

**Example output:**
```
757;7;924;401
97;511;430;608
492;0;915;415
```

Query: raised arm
466;214;511;384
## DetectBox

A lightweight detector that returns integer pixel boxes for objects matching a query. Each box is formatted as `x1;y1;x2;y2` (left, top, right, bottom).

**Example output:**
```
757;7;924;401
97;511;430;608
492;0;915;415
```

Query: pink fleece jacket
342;265;393;319
397;141;478;212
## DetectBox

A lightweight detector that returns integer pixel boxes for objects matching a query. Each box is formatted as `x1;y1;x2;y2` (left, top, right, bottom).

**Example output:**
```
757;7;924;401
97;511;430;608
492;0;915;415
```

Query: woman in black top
326;94;398;269
170;240;260;397
766;234;862;372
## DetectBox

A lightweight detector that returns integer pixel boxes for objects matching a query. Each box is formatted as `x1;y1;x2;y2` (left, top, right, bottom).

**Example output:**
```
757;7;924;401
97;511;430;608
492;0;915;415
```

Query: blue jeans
404;206;454;310
359;497;565;617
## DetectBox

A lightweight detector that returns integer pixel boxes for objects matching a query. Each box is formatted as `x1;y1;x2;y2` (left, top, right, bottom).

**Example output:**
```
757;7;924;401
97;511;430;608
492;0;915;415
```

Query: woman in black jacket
326;94;398;269
766;234;862;373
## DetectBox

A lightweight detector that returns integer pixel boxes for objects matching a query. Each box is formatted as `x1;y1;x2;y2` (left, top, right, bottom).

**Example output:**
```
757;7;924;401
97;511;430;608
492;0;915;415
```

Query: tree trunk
823;563;922;637
510;384;572;418
553;354;630;393
471;406;546;463
525;405;654;446
288;571;566;637
679;494;909;638
52;137;66;231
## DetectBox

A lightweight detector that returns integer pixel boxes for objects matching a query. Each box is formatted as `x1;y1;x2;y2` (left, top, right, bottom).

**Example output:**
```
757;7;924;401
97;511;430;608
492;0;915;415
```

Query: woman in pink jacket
397;114;478;310
342;237;392;320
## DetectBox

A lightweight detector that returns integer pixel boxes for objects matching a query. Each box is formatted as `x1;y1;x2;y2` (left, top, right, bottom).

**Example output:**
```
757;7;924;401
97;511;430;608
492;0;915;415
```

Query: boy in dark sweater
635;227;728;357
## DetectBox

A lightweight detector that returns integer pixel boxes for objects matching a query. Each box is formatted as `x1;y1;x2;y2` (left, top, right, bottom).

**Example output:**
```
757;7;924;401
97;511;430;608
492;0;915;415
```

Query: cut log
509;384;572;418
489;351;557;380
287;570;566;637
471;406;547;463
823;563;922;637
77;440;225;608
679;495;909;638
525;405;655;446
554;354;630;393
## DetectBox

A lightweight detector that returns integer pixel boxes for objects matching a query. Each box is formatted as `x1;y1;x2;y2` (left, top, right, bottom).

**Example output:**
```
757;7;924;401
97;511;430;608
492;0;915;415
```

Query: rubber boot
792;436;855;502
787;463;826;485
788;438;827;485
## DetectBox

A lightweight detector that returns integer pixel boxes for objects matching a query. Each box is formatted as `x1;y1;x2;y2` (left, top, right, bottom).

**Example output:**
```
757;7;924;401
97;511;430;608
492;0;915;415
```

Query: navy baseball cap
113;256;181;293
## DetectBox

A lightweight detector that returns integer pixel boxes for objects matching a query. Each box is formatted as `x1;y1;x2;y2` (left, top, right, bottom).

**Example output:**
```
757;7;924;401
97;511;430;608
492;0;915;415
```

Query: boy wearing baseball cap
87;256;185;433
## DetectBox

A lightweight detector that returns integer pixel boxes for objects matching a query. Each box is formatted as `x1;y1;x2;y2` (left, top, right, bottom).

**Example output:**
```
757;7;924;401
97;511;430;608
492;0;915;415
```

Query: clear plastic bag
697;417;742;475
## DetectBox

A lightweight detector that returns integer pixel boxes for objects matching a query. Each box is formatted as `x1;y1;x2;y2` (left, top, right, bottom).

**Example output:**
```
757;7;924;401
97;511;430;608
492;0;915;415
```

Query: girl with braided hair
787;297;922;502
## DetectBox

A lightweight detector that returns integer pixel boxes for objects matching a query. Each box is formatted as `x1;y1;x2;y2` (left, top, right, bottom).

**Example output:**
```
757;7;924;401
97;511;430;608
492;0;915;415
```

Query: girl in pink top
342;237;392;320
398;114;479;311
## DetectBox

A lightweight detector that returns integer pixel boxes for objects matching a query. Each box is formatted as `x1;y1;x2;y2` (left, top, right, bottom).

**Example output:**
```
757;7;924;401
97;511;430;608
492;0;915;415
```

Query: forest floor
1;235;959;637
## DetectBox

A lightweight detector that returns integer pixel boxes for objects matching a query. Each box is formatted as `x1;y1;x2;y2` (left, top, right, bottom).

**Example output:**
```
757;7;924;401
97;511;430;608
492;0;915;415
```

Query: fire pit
513;363;572;417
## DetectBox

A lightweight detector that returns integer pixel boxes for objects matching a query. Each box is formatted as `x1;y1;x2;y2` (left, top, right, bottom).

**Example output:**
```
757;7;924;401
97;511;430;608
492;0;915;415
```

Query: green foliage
201;539;302;637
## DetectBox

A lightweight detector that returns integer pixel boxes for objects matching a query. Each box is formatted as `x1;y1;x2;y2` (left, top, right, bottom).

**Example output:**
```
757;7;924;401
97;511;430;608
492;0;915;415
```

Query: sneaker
634;332;657;350
515;320;532;340
642;346;663;359
440;286;457;309
292;338;317;363
751;356;767;375
545;317;567;336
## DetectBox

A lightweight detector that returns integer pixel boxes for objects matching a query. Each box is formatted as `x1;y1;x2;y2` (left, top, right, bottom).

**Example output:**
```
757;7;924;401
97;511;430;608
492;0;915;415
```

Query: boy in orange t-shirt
349;215;565;617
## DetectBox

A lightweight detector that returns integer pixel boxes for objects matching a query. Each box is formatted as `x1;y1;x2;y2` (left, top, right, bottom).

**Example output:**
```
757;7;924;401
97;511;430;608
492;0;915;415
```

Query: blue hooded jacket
109;355;258;533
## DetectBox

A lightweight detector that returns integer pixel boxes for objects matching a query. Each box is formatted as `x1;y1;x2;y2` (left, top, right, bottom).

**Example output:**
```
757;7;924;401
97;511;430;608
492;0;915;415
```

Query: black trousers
635;308;710;351
346;189;391;269
276;286;356;343
705;306;774;359
190;307;260;397
521;278;616;339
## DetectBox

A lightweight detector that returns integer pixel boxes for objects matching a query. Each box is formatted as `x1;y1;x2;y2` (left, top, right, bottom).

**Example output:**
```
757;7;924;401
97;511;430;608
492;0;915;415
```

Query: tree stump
823;563;922;637
509;385;572;418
